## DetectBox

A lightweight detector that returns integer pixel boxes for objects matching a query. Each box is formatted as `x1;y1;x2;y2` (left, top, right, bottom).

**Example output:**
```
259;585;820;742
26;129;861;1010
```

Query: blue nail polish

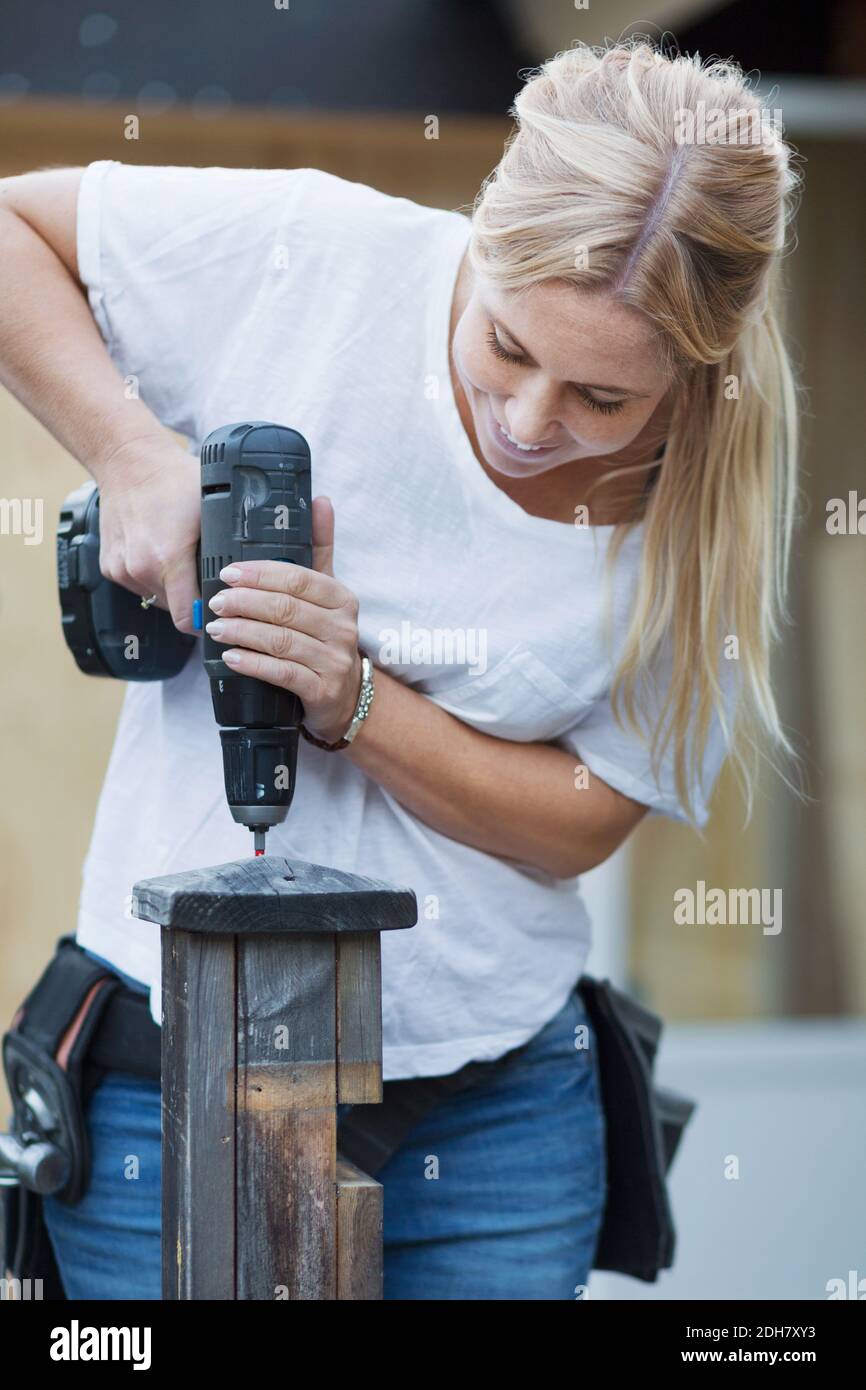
192;598;203;631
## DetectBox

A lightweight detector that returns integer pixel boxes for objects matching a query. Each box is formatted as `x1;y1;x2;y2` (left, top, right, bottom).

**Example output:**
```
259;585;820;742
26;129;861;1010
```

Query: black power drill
57;421;314;855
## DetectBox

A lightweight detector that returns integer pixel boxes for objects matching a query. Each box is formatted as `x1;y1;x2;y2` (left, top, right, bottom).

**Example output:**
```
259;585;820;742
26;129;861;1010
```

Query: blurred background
0;0;863;1299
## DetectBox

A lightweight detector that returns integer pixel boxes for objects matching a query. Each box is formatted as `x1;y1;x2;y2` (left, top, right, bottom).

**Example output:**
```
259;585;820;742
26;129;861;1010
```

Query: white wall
589;1019;866;1300
581;841;631;982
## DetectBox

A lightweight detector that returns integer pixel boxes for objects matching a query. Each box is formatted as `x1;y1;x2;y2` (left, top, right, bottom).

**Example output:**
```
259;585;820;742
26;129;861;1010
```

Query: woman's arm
344;664;648;879
0;169;201;630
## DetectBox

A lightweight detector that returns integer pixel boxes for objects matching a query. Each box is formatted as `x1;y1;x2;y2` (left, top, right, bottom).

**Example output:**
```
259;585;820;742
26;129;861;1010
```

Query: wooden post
130;856;416;1301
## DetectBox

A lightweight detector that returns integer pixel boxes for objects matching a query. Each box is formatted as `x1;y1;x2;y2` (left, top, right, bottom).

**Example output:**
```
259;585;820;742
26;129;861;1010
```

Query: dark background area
0;0;531;113
0;0;863;117
679;0;865;78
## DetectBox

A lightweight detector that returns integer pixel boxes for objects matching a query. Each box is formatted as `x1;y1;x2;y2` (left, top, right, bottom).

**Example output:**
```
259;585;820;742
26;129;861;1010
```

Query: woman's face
451;271;674;480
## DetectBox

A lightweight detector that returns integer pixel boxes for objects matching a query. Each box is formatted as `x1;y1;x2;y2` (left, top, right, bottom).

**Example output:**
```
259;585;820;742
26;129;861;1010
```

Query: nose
503;388;562;447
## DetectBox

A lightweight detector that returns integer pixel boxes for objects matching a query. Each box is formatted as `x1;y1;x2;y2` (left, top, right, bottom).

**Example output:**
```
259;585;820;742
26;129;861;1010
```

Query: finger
163;545;201;635
205;616;328;668
109;568;169;612
218;558;346;608
118;572;168;607
220;646;321;703
312;495;335;577
207;585;340;638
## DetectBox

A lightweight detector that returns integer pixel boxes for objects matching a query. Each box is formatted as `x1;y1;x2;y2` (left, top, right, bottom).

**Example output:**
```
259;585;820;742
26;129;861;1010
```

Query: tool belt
2;935;695;1294
0;936;160;1297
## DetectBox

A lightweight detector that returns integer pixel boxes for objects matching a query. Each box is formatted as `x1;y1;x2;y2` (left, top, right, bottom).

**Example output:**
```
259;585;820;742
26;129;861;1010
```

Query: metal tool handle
0;1131;70;1195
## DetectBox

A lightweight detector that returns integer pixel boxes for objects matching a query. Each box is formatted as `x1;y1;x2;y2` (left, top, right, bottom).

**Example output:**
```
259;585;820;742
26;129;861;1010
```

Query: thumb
311;495;335;577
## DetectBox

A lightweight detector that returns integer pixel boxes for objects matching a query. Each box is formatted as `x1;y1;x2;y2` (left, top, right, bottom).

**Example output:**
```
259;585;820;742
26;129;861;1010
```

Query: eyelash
485;327;626;416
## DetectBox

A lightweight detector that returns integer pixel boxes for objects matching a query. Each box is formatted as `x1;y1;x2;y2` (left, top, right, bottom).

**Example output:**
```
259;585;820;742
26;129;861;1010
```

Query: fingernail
206;620;224;636
220;566;242;582
222;649;242;665
208;592;226;612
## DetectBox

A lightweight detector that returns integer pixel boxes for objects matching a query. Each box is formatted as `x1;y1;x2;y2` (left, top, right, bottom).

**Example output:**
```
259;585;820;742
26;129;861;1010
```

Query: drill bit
253;828;267;856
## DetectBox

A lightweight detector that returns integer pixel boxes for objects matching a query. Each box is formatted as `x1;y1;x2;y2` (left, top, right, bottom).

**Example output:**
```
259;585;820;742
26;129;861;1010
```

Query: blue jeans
43;989;606;1300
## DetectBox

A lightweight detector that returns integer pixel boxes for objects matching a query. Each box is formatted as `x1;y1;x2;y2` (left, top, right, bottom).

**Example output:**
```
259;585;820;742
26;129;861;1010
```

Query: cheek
582;401;661;451
582;412;644;449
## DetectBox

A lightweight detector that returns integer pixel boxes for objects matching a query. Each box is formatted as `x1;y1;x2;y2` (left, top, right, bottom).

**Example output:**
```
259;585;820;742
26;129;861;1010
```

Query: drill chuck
219;726;299;829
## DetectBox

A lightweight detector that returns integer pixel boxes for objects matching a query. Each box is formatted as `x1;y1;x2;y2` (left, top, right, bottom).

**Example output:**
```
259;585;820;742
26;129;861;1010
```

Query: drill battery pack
56;480;194;681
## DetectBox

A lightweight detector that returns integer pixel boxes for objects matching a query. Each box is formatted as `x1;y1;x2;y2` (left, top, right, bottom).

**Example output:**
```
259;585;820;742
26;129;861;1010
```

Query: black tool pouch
1;935;123;1293
3;935;122;1204
576;975;696;1283
341;975;696;1285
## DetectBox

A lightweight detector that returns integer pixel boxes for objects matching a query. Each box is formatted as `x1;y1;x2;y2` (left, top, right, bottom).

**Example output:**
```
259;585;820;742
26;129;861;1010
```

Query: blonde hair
469;40;802;825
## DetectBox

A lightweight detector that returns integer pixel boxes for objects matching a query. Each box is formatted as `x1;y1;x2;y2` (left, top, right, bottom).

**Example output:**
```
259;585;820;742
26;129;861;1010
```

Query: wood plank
160;928;236;1300
336;932;382;1103
236;933;337;1300
336;1159;383;1301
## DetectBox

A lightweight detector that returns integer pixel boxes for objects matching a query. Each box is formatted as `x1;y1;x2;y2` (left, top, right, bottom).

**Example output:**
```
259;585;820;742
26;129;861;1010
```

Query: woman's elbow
549;795;649;880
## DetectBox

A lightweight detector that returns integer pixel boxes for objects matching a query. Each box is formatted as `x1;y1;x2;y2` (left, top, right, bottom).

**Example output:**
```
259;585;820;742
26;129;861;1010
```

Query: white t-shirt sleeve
76;160;315;437
555;650;740;829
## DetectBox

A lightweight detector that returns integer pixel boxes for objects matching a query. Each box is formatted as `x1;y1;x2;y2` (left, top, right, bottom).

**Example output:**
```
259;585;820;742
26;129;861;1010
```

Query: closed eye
485;327;627;416
486;325;523;366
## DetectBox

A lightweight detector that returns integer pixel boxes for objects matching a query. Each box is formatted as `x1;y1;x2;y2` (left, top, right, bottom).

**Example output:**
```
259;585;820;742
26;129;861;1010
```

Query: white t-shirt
75;161;734;1079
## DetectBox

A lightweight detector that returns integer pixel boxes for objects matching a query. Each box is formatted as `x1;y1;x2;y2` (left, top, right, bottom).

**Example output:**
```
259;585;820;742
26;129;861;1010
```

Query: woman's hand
205;496;364;745
96;436;201;634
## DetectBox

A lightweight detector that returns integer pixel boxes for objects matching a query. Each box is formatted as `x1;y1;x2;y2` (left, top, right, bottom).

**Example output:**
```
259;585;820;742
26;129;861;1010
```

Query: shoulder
296;168;463;245
80;161;459;259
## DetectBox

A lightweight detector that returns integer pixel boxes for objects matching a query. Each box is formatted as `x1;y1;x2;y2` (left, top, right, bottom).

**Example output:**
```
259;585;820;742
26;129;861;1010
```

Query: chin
484;447;556;480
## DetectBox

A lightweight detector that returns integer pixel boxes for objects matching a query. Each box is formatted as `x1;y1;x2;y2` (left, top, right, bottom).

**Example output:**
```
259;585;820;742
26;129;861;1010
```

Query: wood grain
336;933;382;1103
161;929;236;1300
133;856;417;936
237;934;338;1300
336;1159;383;1301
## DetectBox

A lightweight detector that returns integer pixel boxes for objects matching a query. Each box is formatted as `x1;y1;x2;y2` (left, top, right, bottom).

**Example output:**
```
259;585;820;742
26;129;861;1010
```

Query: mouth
488;403;561;460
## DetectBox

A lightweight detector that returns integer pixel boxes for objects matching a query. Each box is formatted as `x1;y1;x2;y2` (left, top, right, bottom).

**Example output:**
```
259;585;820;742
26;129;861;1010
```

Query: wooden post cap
130;856;417;936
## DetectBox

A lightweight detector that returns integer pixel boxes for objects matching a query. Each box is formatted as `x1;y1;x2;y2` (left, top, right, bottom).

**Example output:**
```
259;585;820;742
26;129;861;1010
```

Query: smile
490;407;558;454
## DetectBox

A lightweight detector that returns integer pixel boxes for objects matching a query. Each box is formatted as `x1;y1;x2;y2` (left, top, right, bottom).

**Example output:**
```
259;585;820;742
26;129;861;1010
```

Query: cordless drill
57;421;314;855
196;421;313;853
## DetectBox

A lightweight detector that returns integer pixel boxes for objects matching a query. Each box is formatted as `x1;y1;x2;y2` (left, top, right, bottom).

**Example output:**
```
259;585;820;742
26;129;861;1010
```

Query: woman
0;41;799;1299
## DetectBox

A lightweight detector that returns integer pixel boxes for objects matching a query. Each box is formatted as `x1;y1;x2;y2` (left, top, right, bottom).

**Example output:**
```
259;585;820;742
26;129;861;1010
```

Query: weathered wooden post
130;856;416;1301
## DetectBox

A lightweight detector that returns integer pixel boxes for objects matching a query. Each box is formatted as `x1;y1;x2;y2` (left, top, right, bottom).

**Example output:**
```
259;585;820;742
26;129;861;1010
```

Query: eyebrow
493;318;652;398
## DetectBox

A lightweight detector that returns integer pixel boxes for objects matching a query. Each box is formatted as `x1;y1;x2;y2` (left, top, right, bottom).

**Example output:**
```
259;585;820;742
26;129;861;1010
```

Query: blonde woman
0;41;799;1300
